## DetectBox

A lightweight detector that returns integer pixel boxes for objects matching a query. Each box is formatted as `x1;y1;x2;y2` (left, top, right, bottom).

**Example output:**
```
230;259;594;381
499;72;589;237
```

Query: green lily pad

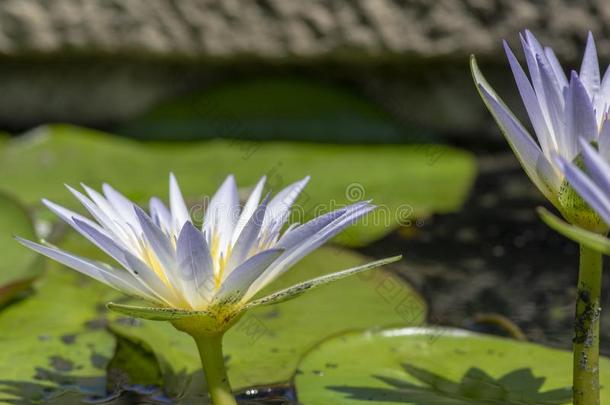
0;192;42;306
119;78;428;143
110;247;424;390
0;268;118;404
295;327;610;404
0;124;475;246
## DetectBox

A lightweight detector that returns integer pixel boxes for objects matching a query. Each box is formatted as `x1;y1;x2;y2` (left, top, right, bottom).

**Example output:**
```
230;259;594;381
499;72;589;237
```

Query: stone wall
0;0;606;137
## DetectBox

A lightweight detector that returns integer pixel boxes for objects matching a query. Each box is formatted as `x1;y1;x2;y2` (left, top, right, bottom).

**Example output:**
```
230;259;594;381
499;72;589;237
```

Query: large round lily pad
0;192;42;306
110;247;424;391
0;124;475;246
119;78;424;143
0;268;118;404
295;327;610;404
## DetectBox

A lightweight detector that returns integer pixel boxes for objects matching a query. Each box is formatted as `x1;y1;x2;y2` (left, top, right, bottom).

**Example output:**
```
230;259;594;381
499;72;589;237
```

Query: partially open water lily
17;173;400;405
471;30;610;230
471;30;608;405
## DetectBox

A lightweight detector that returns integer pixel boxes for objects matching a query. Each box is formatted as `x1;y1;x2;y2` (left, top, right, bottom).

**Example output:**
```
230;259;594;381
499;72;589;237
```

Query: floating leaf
119;78;427;143
0;192;42;307
295;327;610;404
0;268;118;404
0;124;475;246
110;247;424;390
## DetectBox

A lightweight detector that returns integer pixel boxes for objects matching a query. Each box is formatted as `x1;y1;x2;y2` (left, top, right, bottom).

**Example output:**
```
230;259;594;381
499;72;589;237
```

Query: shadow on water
328;364;572;404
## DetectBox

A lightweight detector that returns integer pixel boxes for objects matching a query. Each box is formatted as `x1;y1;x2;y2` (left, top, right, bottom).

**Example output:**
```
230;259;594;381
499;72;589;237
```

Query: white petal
232;176;266;244
15;238;158;302
176;221;216;307
213;248;284;305
203;175;240;256
169;173;191;234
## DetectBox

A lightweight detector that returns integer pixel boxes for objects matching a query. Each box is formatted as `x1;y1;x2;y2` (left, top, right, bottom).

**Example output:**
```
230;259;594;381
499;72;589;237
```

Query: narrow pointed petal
471;56;559;203
537;54;566;154
42;198;104;234
566;72;597;154
245;202;376;299
176;221;216;306
102;183;141;228
520;32;547;112
226;194;270;273
599;119;610;161
150;197;172;234
558;157;610;225
504;40;556;156
133;206;181;287
71;217;176;304
169;173;191;233
66;185;116;232
232;176;266;244
262;176;310;235
15;237;157;301
203;175;240;252
580;31;601;97
544;46;568;89
276;207;348;250
246;255;402;308
212;248;284;306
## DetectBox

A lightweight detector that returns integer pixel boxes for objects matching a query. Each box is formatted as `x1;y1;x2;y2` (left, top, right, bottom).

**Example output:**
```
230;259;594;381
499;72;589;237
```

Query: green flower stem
193;333;237;405
573;244;602;405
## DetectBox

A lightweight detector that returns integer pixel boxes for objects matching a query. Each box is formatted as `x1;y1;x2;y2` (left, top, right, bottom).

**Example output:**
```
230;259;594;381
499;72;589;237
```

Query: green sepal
538;207;610;254
246;255;402;309
107;302;207;321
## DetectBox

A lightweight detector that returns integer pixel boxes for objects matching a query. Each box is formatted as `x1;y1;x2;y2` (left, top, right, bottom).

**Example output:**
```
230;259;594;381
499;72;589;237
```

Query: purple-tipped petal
537;53;566;152
599;119;610;161
471;56;559;202
504;40;556;156
580;31;601;97
566;72;597;156
544;46;568;89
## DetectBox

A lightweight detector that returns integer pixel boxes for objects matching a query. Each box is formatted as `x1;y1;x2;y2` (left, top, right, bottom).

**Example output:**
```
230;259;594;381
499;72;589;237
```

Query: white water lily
17;173;400;405
18;174;397;322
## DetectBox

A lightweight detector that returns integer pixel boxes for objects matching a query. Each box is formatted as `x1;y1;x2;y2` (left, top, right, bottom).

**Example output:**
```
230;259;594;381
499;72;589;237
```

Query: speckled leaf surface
0;268;118;404
295;327;610;405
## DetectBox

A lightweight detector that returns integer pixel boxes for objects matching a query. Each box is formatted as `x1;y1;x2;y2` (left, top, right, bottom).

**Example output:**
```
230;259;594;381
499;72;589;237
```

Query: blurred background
1;0;610;402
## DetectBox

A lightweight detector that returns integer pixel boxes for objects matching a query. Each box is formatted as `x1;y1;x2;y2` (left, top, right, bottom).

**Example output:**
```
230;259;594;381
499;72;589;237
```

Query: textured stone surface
0;0;604;135
0;0;606;60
